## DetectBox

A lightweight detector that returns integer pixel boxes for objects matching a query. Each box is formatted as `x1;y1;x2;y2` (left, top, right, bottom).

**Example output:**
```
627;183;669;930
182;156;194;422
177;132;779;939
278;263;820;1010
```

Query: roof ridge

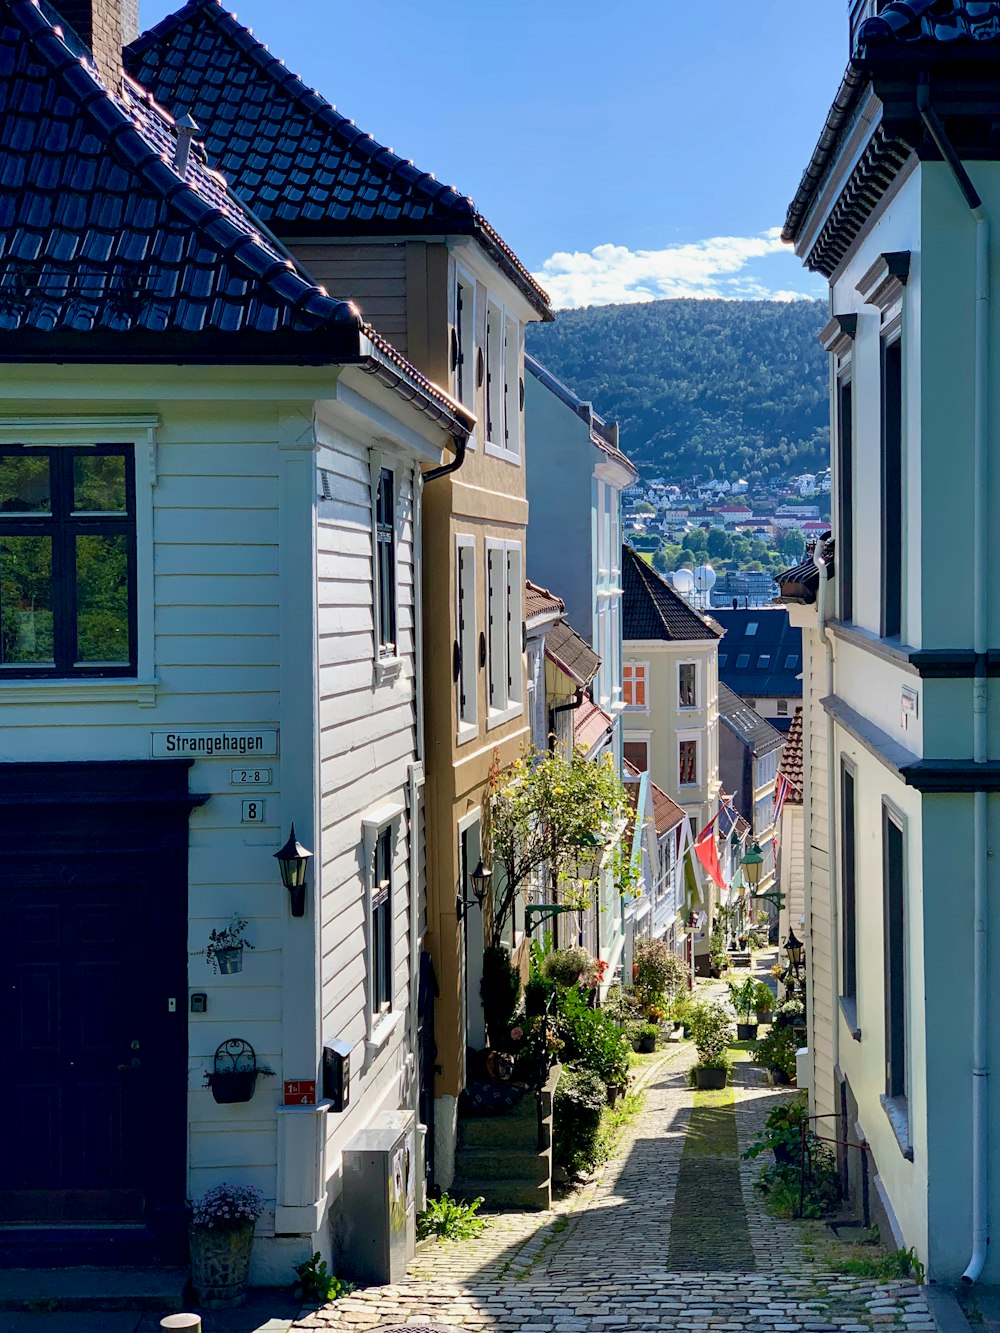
15;0;361;339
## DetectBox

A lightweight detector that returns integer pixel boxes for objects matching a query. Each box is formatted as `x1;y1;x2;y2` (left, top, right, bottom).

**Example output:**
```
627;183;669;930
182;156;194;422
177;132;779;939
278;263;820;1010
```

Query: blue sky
141;0;846;307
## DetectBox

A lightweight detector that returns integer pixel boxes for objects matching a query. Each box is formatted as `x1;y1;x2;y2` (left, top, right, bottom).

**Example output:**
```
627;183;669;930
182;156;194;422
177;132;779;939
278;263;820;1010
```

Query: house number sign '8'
241;800;265;823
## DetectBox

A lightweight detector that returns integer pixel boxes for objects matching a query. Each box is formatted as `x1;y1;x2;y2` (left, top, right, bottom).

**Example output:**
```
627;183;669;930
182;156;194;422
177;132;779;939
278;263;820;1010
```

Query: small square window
777;699;788;715
736;653;750;669
758;655;770;669
785;654;799;669
718;653;727;668
745;622;759;636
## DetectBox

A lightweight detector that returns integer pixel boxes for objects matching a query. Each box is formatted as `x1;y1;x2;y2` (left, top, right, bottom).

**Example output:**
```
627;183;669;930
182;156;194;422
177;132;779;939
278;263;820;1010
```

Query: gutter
918;78;991;1287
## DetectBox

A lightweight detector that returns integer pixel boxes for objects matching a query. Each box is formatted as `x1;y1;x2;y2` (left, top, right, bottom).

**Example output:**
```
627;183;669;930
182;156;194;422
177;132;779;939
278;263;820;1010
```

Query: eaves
793;85;885;261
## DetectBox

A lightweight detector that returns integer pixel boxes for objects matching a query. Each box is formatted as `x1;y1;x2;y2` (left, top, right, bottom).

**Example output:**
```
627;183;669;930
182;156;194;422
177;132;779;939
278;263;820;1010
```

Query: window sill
374;655;404;686
456;722;479;746
880;1092;914;1161
366;1009;403;1058
487;702;523;731
839;995;862;1042
0;677;157;706
483;441;521;465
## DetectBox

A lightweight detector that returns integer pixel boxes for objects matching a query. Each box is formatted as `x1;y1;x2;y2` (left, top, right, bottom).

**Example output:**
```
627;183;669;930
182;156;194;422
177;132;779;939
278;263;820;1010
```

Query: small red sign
283;1080;317;1106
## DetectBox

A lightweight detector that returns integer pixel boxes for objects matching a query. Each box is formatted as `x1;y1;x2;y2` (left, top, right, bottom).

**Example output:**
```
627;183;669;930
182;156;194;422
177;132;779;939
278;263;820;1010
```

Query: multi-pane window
777;699;788;716
837;375;854;621
678;738;698;786
456;538;477;728
375;467;396;657
0;445;136;677
841;764;857;1000
486;541;523;713
372;826;393;1017
503;316;520;455
624;739;649;772
678;662;697;709
485;303;503;446
624;663;647;709
883;805;906;1100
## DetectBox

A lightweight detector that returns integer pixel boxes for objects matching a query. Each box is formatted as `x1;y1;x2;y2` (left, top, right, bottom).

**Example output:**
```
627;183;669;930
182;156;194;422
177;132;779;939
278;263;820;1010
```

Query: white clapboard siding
315;434;419;1184
292;243;408;351
806;639;836;1119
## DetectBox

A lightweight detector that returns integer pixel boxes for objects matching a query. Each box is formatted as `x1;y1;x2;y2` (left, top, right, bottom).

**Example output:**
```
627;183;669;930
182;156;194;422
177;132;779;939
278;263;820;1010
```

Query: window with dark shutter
883;806;906;1100
881;337;903;639
372;826;393;1015
376;468;396;657
842;764;857;1000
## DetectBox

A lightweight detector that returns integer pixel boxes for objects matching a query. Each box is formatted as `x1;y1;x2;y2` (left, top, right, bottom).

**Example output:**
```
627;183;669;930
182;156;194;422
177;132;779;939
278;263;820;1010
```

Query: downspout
918;79;991;1285
408;463;425;1188
815;544;839;1096
548;687;586;752
423;431;468;484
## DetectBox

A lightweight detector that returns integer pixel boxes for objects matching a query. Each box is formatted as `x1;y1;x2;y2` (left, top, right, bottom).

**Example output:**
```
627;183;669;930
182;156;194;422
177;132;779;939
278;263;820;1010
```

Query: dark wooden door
0;883;148;1225
0;760;197;1265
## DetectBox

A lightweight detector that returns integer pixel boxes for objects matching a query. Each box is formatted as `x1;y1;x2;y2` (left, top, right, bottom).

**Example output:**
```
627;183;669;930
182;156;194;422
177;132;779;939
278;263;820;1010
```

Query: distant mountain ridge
525;298;829;485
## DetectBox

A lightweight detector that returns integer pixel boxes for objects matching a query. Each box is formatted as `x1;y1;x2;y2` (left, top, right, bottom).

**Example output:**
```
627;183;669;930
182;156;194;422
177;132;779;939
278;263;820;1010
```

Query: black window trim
882;798;907;1103
371;824;394;1018
840;756;859;1009
837;370;854;623
375;465;397;660
0;442;137;679
880;327;903;641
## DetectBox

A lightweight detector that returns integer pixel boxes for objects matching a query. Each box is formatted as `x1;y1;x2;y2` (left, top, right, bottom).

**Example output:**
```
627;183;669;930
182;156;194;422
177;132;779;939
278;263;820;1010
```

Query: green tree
707;527;733;559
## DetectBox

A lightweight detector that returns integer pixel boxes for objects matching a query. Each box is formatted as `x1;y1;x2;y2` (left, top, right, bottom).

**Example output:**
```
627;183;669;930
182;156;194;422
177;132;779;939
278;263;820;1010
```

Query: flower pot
694;1067;727;1090
769;1067;793;1086
190;1221;255;1309
606;1084;621;1107
736;1022;758;1042
214;946;243;975
755;1012;772;1027
638;1034;656;1054
208;1070;258;1104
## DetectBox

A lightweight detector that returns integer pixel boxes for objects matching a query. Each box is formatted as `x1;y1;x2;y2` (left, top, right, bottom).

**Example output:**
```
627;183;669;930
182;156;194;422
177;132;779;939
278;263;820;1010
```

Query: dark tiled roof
714;608;803;702
125;0;551;317
0;0;368;358
545;621;600;688
859;1;1000;46
574;696;614;755
525;355;636;477
776;535;834;607
622;545;723;643
650;779;686;836
717;683;786;759
781;708;804;804
525;580;565;624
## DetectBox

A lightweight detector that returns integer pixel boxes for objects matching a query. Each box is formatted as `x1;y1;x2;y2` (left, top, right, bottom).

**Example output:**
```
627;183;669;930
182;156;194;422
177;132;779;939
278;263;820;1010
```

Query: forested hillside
526;299;829;484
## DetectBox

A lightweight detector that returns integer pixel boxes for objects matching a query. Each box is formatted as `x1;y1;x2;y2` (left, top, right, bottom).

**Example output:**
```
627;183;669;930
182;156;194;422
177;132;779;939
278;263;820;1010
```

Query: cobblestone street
296;1042;937;1333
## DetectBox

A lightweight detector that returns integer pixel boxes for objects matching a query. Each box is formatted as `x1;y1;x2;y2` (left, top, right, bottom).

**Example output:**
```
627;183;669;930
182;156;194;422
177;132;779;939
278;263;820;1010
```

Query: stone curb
924;1287;977;1333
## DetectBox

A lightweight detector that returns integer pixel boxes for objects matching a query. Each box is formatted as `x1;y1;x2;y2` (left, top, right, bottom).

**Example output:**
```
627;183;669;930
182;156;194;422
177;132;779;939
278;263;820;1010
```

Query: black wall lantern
457;857;492;921
274;824;312;917
784;929;805;974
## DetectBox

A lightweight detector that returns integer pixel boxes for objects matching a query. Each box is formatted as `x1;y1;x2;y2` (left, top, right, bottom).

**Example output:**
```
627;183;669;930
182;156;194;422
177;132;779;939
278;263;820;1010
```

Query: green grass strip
665;1079;756;1271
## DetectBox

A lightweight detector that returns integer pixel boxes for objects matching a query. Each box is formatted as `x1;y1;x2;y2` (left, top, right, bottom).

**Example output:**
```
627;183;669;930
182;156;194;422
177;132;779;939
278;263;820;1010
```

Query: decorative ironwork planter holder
205;1038;270;1105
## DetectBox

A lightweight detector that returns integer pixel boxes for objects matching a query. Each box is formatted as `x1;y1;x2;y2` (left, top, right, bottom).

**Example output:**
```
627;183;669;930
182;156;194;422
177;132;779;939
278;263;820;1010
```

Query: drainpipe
548;687;586;751
918;79;991;1285
814;542;839;1098
423;431;468;484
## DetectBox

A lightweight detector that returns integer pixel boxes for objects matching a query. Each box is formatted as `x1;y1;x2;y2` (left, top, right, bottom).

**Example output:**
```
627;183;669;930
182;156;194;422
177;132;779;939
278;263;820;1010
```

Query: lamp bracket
750;890;786;912
524;903;579;937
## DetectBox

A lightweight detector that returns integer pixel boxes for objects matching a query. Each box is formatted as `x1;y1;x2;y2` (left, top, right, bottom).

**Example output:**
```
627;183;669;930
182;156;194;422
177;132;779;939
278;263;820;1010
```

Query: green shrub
743;1094;809;1162
727;975;760;1023
481;944;522;1048
751;1023;799;1080
416;1193;486;1242
633;937;687;1005
553;1064;607;1172
839;1246;925;1284
524;976;555;1016
292;1252;355;1302
688;1000;734;1062
554;983;631;1087
752;980;775;1018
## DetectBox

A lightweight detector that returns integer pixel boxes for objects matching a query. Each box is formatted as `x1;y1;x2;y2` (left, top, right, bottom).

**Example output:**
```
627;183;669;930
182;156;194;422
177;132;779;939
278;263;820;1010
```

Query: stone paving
297;989;939;1333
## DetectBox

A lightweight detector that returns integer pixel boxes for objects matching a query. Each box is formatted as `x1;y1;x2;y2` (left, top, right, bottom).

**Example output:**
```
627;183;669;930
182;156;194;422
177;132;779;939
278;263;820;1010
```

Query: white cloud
532;228;817;309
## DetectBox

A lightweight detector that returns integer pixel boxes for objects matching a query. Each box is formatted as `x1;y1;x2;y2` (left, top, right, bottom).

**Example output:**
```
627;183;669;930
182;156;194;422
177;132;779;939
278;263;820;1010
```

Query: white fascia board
323;370;447;467
594;455;635;490
446;235;540;323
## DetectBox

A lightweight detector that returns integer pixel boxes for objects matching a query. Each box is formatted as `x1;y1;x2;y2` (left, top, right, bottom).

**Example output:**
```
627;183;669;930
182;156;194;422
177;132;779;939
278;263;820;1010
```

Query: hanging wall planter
204;1038;273;1105
205;915;255;976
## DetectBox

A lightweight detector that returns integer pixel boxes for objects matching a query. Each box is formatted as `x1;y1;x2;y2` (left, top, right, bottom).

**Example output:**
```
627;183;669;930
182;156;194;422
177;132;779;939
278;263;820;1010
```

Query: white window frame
0;416;157;705
485;538;523;727
677;660;699;711
623;661;649;712
369;451;402;684
484;299;522;465
677;729;701;789
456;534;477;740
361;803;405;1051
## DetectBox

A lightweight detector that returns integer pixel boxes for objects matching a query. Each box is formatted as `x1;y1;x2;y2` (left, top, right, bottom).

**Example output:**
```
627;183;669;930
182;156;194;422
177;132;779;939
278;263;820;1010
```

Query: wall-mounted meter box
322;1037;352;1112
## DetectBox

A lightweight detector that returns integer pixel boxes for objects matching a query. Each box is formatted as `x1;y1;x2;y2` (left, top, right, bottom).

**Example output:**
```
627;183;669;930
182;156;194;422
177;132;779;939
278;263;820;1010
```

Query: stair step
458;1115;538;1149
0;1267;188;1312
455;1147;549;1183
450;1177;551;1211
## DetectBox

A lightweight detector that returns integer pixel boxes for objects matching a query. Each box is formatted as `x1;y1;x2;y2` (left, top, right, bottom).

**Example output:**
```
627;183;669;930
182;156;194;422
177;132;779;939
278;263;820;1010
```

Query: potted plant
542;946;593;988
753;980;775;1024
636;1021;659;1054
632;937;687;1010
188;1182;265;1309
775;997;805;1029
727;975;760;1041
750;1023;798;1085
743;1094;809;1167
205;915;255;975
689;1000;734;1089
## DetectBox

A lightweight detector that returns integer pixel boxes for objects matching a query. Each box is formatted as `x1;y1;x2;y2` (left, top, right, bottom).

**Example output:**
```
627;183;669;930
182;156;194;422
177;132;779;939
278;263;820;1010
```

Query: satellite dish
694;564;717;593
672;569;695;594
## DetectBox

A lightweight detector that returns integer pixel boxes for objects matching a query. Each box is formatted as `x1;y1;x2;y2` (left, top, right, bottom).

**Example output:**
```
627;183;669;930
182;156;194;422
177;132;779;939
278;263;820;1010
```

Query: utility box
341;1110;416;1284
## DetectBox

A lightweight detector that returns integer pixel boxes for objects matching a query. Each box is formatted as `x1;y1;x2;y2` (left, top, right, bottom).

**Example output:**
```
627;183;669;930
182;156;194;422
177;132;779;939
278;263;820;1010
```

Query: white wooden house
0;0;470;1284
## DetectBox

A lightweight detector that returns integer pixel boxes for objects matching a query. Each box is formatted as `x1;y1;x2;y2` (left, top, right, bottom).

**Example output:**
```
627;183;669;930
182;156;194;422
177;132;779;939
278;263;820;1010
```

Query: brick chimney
57;0;138;89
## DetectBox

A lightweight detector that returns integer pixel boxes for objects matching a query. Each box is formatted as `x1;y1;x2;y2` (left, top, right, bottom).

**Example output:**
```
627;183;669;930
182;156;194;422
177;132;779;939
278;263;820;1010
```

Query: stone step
458;1113;539;1150
454;1147;549;1184
450;1176;551;1211
0;1267;187;1312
